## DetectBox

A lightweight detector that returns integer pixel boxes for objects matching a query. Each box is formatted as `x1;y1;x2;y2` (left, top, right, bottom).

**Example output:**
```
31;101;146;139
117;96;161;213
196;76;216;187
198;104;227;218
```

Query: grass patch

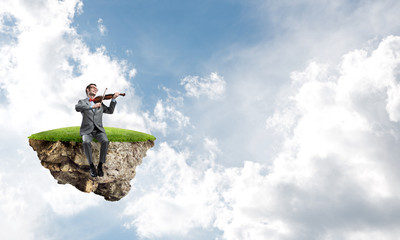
28;126;156;143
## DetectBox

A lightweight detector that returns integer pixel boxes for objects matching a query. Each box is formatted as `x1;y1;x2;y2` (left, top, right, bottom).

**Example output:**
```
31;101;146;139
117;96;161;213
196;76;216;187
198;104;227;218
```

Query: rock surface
29;139;154;201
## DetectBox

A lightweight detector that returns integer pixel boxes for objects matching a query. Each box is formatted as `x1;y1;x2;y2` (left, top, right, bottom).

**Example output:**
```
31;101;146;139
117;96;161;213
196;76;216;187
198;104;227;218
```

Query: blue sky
73;0;260;95
3;0;400;239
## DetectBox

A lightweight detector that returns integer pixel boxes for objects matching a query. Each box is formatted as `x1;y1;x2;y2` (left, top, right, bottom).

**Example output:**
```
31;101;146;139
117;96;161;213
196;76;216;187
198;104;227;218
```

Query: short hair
85;83;96;96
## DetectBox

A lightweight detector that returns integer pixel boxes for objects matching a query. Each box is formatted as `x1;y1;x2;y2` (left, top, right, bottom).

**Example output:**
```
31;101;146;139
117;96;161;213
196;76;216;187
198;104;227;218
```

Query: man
75;83;120;177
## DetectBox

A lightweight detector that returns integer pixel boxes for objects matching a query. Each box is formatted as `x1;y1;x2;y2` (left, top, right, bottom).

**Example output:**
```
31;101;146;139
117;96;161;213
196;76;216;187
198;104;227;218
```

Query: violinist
75;83;120;177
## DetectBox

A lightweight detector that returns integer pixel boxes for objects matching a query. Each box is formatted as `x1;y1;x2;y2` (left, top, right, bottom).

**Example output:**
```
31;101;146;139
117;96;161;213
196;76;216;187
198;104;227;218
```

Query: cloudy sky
2;0;400;239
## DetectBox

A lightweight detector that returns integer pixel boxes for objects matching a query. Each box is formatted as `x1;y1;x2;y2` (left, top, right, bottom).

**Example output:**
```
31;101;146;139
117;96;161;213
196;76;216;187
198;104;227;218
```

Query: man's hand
93;103;102;109
113;92;120;99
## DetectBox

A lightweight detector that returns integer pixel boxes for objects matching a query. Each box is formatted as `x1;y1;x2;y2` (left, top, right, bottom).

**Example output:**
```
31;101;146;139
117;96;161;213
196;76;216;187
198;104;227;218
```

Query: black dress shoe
97;162;104;177
90;164;97;177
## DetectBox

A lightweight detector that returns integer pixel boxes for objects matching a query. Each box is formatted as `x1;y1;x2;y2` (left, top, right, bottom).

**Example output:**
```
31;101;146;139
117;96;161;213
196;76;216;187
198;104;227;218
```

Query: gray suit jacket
75;98;117;136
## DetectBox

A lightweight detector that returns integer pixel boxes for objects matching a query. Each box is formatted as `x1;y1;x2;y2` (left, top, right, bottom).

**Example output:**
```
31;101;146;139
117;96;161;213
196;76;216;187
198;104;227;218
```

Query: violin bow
100;88;108;103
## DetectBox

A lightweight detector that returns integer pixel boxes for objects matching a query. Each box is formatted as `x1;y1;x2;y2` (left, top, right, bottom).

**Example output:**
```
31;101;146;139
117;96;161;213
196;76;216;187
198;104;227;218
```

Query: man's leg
82;134;94;164
95;132;109;163
82;134;97;177
94;131;109;177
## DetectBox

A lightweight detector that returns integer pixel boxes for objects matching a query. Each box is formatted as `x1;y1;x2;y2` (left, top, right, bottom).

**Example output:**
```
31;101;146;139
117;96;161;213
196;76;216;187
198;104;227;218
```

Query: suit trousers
82;127;109;165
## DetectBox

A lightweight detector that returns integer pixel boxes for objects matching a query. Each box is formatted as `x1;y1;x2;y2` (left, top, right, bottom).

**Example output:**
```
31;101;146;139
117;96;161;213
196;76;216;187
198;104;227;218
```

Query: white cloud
0;0;148;238
123;142;221;238
123;140;279;239
181;72;226;99
261;35;400;239
0;146;63;240
43;185;101;216
97;18;106;35
124;36;400;240
143;88;191;136
0;0;148;135
128;67;137;78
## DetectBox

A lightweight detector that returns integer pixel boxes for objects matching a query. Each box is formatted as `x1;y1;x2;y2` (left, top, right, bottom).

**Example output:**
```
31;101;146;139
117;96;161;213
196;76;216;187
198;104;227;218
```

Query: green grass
28;126;156;143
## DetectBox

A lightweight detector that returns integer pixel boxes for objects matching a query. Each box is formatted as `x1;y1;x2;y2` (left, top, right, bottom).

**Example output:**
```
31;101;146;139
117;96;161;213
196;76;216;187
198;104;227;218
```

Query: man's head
86;83;98;97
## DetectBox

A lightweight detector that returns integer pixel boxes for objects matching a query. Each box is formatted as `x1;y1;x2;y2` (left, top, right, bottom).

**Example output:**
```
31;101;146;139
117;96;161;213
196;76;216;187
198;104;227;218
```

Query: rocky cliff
29;139;154;201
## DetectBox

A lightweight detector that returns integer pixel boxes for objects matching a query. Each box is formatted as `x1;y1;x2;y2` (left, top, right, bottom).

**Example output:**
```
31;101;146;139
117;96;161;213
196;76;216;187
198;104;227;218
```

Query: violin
92;93;125;103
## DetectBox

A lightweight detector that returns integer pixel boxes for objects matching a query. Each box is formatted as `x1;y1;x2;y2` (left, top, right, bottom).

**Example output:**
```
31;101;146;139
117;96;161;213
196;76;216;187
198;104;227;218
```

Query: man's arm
102;99;117;114
75;99;91;112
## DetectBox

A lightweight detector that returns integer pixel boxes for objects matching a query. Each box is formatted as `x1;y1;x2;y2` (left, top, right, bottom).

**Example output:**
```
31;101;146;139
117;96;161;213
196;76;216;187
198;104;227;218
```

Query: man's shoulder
78;98;89;102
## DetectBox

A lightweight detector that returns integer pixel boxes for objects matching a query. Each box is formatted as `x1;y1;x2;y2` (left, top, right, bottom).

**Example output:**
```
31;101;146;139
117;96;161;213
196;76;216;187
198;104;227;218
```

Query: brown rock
29;139;154;201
